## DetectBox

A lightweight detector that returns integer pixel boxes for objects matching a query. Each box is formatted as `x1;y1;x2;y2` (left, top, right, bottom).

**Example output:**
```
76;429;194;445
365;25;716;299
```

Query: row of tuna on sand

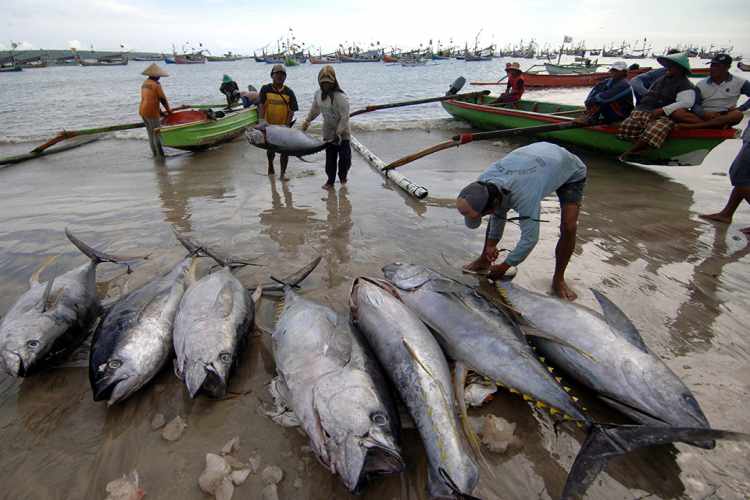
0;229;747;499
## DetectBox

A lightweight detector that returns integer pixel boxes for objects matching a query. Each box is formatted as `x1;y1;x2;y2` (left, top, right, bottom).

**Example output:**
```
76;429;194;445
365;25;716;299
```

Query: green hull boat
442;96;738;165
157;107;258;151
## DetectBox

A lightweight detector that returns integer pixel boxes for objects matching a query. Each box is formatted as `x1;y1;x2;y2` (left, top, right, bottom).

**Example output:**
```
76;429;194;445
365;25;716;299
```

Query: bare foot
699;213;732;224
552;279;578;301
281;176;290;182
462;257;491;275
340;178;348;185
322;183;333;190
267;168;276;176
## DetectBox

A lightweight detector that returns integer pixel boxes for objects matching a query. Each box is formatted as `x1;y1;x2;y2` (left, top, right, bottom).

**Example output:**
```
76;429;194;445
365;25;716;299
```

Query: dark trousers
325;140;351;185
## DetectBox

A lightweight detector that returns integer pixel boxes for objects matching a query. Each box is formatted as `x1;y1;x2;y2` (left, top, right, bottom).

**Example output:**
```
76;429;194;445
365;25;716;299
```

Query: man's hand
300;120;309;132
487;262;511;280
483;245;499;263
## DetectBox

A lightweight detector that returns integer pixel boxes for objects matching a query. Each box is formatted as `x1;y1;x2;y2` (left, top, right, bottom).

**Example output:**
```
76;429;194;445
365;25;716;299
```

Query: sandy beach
0;119;749;499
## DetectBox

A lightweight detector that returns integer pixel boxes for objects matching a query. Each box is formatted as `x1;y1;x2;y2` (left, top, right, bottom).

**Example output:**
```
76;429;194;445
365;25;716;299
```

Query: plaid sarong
617;110;674;149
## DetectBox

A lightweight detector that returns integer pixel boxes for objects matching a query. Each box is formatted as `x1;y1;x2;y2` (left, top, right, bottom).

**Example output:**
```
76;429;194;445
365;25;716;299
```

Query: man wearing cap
457;142;587;301
630;48;682;105
617;52;695;160
139;63;172;158
491;62;524;104
576;61;634;124
674;54;750;129
219;74;240;108
259;64;299;179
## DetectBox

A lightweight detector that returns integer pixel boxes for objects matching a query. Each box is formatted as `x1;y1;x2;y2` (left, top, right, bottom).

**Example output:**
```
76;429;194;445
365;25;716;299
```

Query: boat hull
523;67;650;88
442;97;737;165
157;107;258;151
544;63;599;75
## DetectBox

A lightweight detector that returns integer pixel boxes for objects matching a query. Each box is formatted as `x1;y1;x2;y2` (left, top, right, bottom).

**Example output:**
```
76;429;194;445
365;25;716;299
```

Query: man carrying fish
456;142;586;301
259;64;299;180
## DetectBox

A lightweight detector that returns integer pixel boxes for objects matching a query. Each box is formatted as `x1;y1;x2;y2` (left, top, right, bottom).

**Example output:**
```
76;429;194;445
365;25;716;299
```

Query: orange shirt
139;79;167;119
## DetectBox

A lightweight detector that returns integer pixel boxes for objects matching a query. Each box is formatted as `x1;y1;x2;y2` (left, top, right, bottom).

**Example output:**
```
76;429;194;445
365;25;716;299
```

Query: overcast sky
3;0;749;55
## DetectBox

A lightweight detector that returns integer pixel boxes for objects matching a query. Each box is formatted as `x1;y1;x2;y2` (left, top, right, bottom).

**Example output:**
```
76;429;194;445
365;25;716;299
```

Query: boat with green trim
157;107;258;151
441;95;738;165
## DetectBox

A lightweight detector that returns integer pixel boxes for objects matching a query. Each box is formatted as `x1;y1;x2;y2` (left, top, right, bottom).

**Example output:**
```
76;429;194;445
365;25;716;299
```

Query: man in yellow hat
139;63;171;158
259;64;298;179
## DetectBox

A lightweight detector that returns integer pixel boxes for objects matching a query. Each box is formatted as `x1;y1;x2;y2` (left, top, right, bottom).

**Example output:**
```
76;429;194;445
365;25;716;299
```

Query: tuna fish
245;124;328;157
89;232;203;405
173;245;260;399
269;279;403;493
0;229;139;376
382;263;586;424
350;277;479;499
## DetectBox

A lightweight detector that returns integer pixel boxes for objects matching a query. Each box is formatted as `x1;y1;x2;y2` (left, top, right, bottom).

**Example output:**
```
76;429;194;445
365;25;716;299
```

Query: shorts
729;142;750;187
556;178;586;205
617;110;674;149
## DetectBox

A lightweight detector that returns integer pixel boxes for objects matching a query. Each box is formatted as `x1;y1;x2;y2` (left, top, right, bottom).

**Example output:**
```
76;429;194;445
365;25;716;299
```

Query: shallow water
1;59;749;500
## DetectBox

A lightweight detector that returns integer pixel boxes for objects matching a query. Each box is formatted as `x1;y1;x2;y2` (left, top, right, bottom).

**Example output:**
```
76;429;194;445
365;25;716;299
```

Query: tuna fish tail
258;256;322;296
65;228;148;265
172;227;205;256
562;424;750;499
453;363;495;479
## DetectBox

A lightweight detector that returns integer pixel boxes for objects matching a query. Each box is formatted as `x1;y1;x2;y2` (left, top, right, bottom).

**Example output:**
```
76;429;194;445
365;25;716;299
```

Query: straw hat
318;65;337;84
142;63;169;77
271;64;286;75
656;52;691;73
505;62;521;72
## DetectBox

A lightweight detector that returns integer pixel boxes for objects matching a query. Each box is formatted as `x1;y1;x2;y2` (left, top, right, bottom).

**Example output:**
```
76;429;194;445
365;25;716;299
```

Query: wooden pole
31;122;145;154
349;90;490;117
1;137;100;167
350;136;428;199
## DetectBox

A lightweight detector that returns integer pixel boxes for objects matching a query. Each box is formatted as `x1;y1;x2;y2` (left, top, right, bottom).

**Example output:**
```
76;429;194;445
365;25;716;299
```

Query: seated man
630;49;681;104
674;54;750;129
491;62;524;104
219;74;240;108
240;85;259;108
576;61;633;124
617;52;695;160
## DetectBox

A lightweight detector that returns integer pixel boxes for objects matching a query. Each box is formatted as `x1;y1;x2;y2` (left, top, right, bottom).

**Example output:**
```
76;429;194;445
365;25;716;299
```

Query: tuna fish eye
108;359;123;369
371;412;388;426
26;340;40;349
219;353;232;364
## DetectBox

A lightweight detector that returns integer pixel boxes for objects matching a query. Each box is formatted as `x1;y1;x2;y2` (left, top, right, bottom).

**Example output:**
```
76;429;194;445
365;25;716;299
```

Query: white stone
261;484;279;500
221;436;240;455
150;413;166;430
104;471;143;500
261;465;284;485
161;415;187;442
198;453;231;495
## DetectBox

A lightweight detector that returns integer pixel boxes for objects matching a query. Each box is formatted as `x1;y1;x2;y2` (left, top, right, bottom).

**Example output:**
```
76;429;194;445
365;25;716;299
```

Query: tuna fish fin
453;363;495;479
266;377;301;427
215;283;235;318
65;228;148;265
521;326;600;364
251;285;262;304
437;468;483;500
184;362;208;398
562;425;750;500
590;289;649;353
172;227;205;256
256;256;322;294
29;255;58;285
37;276;55;312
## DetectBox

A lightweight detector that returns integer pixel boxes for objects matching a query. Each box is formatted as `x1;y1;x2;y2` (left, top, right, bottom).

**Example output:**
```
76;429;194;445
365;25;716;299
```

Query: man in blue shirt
630;49;681;104
576;61;634;124
456;142;587;301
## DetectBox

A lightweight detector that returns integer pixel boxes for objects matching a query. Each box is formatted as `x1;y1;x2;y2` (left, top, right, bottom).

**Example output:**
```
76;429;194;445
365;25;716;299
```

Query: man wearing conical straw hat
139;63;172;158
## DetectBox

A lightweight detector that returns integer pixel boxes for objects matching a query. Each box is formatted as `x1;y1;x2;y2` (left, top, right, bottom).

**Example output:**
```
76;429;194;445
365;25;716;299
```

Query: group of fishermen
138;62;351;190
138;57;749;303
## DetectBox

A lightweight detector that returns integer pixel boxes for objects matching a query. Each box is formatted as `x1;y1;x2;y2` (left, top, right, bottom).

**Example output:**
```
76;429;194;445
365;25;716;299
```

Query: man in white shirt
675;54;750;129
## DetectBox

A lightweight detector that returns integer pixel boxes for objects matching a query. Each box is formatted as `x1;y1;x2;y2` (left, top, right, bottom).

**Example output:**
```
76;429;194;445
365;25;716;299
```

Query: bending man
457;142;587;301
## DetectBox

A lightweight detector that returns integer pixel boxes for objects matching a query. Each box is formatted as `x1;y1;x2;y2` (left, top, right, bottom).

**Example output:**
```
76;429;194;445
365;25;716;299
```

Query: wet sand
0;128;749;500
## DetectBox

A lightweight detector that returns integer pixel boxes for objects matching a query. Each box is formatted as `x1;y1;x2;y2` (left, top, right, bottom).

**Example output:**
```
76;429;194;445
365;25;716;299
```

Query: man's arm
662;88;697;116
593;81;632;104
503;211;541;267
157;85;171;114
301;95;320;131
258;87;267;121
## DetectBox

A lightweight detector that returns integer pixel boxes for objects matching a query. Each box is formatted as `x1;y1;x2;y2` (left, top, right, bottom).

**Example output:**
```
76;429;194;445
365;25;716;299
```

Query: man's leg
679;110;743;129
323;143;338;189
267;150;276;175
280;154;289;180
670;108;704;124
338;140;351;183
553;202;580;301
700;142;750;231
620;116;673;161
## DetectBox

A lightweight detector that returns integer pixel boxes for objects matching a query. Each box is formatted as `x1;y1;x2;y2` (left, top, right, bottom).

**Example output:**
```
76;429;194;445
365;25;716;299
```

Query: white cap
611;61;627;71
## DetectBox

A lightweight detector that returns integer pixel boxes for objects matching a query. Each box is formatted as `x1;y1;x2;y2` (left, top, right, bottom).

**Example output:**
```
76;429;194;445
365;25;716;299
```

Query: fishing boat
441;95;737;165
310;54;339;64
739;62;750;72
207;52;242;62
133;54;164;61
400;53;427;66
157;107;258;151
543;62;599;75
383;53;400;63
78;53;129;66
689;67;711;77
471;67;651;88
0;64;22;72
18;56;47;68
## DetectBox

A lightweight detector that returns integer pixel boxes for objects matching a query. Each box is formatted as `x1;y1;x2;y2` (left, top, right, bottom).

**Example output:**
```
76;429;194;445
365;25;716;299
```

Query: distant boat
78;53;129;66
207;52;242;62
133;54;164;61
168;52;207;64
0;63;22;72
400;53;427;66
310;54;339;64
543;62;599;75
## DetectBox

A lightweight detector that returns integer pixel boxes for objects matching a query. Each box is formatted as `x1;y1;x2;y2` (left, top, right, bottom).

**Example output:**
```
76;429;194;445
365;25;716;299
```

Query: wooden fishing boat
168;52;206;64
310;54;339;64
471;67;651;88
544;63;599;75
0;65;22;72
689;67;710;77
79;54;129;66
207;52;242;62
157;107;258;151
737;62;749;72
383;54;399;63
441;95;738;165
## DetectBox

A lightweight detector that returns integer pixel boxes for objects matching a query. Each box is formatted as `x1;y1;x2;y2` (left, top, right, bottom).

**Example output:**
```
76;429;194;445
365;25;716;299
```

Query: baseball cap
710;53;732;66
271;64;286;75
610;61;627;71
457;182;490;229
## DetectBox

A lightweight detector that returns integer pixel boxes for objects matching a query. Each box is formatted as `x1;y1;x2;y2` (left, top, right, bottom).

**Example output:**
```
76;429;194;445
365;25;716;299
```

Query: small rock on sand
476;415;519;454
230;469;251;486
293;478;303;489
199;454;231;495
262;465;284;485
262;484;279;500
246;454;261;474
150;413;166;430
161;416;187;442
104;471;144;500
221;436;240;455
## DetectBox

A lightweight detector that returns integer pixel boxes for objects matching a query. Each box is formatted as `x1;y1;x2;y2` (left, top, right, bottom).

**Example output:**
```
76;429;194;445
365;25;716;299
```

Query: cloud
68;40;81;50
